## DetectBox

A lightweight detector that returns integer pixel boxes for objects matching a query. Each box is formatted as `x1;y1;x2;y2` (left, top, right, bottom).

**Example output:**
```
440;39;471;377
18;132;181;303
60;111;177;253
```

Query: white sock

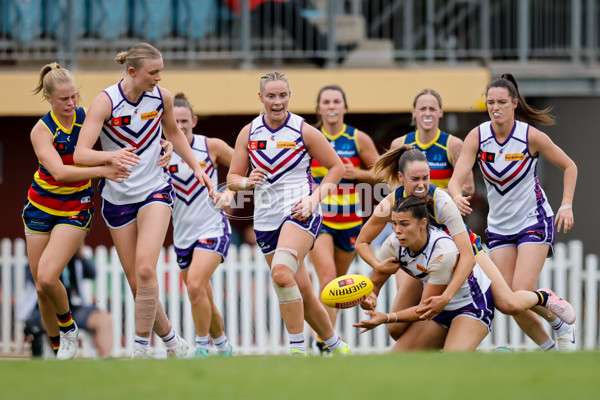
540;338;556;351
160;328;180;349
550;318;570;336
323;334;343;351
212;334;230;351
195;334;211;350
289;333;305;351
134;335;150;350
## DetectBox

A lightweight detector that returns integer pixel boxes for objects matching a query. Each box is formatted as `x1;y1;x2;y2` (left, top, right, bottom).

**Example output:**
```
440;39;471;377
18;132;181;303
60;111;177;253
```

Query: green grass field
2;352;599;400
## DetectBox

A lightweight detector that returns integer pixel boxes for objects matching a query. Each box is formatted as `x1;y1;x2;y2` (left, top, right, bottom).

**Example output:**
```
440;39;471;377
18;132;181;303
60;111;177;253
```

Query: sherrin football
321;274;374;309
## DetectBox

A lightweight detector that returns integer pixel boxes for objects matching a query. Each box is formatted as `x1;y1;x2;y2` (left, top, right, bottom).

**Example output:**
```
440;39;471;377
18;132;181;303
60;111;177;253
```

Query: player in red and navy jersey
309;85;379;348
391;88;474;195
23;63;129;359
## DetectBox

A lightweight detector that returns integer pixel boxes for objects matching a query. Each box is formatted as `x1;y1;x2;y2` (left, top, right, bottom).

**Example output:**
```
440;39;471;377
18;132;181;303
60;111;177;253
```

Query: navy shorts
318;224;362;252
485;216;555;257
254;213;323;255
174;230;232;270
22;201;93;234
101;185;174;229
433;287;494;331
72;306;97;330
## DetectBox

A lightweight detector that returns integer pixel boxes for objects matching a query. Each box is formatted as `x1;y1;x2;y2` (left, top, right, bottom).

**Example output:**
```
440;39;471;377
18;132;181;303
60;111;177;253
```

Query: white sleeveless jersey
477;120;553;234
99;82;170;204
248;112;318;231
170;135;229;248
389;227;491;310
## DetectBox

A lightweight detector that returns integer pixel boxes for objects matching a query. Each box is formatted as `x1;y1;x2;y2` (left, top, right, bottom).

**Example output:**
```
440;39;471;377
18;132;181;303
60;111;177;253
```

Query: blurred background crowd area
0;0;598;254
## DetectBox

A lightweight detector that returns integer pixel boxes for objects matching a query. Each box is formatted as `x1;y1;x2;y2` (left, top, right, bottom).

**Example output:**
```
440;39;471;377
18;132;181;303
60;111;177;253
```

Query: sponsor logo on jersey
141;110;159;121
80;196;91;204
338;277;355;288
168;165;179;173
505;153;524;161
110;115;131;126
416;264;427;273
479;151;495;162
199;161;207;168
249;140;267;150
54;141;67;152
429;161;448;168
276;141;296;149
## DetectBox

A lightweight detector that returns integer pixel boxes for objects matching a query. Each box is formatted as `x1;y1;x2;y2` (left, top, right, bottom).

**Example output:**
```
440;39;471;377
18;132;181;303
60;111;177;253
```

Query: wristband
393;313;398;323
558;203;572;212
386;314;390;323
240;178;248;190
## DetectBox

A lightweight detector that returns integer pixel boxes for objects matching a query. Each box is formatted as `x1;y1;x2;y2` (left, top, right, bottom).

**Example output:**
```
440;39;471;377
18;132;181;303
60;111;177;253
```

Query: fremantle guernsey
170;134;229;248
99;82;170;204
248;112;317;231
389;227;491;310
311;124;362;230
27;107;93;216
477;120;553;235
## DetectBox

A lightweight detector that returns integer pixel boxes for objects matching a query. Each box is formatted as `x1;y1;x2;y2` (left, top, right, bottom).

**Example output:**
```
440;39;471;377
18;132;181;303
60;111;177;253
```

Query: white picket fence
1;237;599;358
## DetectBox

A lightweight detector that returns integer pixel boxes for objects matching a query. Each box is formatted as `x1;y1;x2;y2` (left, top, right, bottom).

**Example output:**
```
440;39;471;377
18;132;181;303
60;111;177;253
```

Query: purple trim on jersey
118;81;144;107
485;216;555;257
101;184;174;229
481;158;536;196
433;287;494;331
254;213;323;255
265;151;307;184
489;120;518;148
262;113;292;134
104;90;115;116
298;119;307;148
174;186;210;206
174;218;231;269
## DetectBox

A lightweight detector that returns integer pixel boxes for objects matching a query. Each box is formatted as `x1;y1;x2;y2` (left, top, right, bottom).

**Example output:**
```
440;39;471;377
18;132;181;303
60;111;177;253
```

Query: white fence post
1;239;599;357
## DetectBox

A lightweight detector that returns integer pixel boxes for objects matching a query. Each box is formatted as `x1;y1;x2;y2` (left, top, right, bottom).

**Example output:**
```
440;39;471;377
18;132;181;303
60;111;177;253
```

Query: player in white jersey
171;93;234;358
449;73;578;351
355;196;494;351
227;71;350;356
75;43;213;358
356;146;576;348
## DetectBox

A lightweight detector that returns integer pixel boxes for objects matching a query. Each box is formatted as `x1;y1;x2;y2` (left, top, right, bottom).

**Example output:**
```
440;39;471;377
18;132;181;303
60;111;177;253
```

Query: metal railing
0;0;597;69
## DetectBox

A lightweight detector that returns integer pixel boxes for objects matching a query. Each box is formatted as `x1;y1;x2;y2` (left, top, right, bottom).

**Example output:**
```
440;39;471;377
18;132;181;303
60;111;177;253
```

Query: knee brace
272;283;302;304
271;248;300;275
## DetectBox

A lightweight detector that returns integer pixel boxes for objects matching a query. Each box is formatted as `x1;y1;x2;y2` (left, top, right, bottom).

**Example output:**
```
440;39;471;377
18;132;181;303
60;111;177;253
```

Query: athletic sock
323;334;342;351
196;334;211;350
160;328;180;350
49;335;60;354
550;317;570;336
57;310;75;333
289;333;305;352
540;338;556;351
134;335;150;351
212;334;230;352
534;290;549;306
